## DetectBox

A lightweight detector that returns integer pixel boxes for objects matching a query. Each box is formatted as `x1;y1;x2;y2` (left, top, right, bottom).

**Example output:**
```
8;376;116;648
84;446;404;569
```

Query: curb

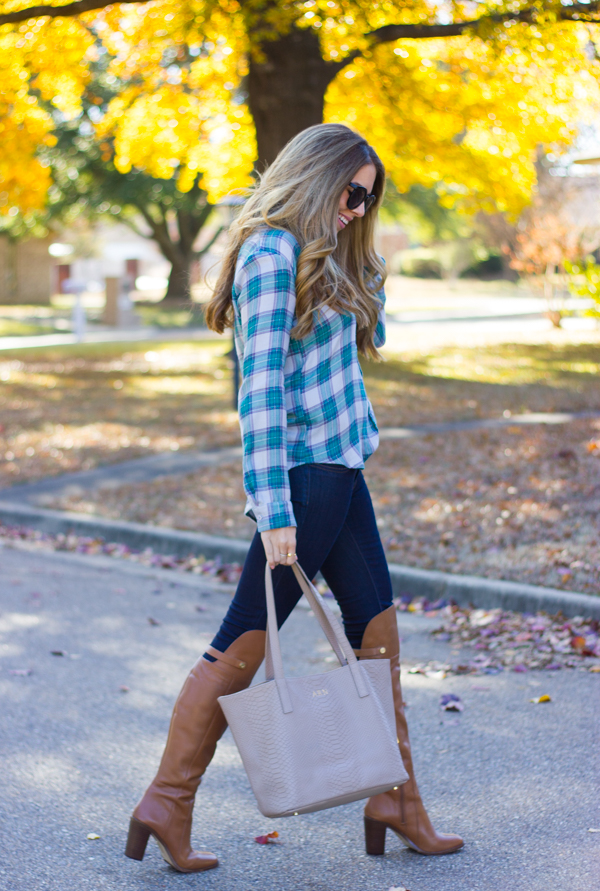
0;501;247;565
1;500;599;620
386;564;600;620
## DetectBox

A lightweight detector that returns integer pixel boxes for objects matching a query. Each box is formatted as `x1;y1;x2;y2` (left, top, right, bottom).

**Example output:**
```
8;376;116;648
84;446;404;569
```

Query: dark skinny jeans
209;463;393;653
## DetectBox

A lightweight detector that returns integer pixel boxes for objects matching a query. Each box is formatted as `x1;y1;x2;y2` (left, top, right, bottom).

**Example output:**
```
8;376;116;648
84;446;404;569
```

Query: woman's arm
237;245;297;537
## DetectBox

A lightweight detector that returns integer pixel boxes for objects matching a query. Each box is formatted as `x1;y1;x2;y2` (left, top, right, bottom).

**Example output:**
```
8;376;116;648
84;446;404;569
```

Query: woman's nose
352;202;366;218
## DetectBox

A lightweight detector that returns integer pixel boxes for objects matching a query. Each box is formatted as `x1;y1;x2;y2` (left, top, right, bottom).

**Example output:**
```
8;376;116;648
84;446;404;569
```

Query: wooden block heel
364;816;387;855
125;817;151;861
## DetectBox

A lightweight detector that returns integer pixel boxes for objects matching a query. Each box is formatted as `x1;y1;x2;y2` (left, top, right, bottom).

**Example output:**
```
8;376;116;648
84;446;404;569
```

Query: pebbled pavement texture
1;546;599;891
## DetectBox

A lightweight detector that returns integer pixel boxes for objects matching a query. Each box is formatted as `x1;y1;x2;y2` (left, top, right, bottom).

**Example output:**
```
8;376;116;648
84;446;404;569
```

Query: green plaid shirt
233;227;386;532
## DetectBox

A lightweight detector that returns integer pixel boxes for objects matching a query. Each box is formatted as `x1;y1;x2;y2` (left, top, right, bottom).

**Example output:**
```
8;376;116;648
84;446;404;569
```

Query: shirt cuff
245;498;297;533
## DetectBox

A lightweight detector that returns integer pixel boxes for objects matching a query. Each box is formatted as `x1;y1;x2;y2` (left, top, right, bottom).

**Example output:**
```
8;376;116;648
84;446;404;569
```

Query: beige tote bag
218;561;408;818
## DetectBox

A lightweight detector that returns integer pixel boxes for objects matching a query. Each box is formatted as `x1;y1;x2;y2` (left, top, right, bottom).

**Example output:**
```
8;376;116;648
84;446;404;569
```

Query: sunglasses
346;181;377;212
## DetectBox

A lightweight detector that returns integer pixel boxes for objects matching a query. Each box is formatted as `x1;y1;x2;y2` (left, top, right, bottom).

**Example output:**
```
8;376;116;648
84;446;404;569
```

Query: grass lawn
0;339;240;486
0;319;56;337
1;335;600;594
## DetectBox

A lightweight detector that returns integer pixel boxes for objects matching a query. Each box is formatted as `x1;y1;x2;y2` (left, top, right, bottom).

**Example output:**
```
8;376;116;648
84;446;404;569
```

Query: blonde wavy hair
205;123;387;359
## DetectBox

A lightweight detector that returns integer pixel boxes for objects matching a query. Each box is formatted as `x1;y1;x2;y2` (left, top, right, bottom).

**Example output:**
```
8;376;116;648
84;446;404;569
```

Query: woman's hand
261;526;297;570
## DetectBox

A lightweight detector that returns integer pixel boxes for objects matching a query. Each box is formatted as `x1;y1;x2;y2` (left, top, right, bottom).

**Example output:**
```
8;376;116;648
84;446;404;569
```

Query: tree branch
2;0;599;48
118;212;149;240
367;3;600;46
194;224;225;259
135;203;181;266
0;0;144;26
176;200;212;253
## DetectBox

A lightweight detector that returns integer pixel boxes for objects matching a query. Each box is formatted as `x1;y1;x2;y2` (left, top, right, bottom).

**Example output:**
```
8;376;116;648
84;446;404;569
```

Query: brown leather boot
355;607;463;856
125;630;266;872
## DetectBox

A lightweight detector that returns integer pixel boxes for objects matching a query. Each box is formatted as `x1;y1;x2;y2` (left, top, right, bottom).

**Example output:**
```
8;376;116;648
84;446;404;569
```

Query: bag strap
264;563;293;714
291;563;351;666
290;564;369;699
264;561;369;709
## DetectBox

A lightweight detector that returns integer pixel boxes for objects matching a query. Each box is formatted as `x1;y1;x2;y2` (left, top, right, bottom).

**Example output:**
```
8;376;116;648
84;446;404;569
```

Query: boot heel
125;818;151;861
364;816;387;855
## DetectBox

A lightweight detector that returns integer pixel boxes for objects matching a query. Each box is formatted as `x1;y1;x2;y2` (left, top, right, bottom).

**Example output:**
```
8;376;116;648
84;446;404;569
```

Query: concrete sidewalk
0;327;223;352
1;546;598;891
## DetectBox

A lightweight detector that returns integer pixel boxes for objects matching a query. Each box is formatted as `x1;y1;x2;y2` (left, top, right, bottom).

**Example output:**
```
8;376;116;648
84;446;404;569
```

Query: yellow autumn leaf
0;0;599;215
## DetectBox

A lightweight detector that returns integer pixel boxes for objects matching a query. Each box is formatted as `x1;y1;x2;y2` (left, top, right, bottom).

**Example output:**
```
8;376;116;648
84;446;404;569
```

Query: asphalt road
1;546;598;891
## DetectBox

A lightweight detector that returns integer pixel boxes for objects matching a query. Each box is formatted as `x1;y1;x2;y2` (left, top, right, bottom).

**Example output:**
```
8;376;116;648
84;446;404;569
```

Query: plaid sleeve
373;284;386;348
237;247;297;533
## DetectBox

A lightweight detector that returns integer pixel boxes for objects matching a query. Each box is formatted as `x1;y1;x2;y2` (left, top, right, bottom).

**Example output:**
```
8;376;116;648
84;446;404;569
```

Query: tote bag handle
264;561;369;714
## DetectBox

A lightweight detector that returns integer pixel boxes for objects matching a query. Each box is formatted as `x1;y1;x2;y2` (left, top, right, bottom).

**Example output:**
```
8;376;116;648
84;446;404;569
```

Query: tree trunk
164;250;193;301
248;25;337;167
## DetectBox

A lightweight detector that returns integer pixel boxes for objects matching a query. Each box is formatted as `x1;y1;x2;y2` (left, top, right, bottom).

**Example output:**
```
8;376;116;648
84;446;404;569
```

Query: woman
124;123;463;873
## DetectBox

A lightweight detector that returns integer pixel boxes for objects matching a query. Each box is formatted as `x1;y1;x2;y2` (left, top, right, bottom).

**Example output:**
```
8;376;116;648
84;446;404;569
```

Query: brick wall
0;236;53;304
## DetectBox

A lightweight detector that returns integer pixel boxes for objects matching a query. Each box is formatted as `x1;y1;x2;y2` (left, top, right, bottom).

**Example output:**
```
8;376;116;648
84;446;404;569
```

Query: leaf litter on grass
6;336;600;592
0;342;240;488
41;418;600;594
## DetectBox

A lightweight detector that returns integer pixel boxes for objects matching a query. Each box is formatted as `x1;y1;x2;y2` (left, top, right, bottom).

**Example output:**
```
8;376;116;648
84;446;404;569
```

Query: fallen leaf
119;685;130;693
195;605;207;612
439;693;464;712
147;617;161;626
588;666;600;673
571;635;594;656
9;668;32;676
389;885;411;890
51;650;67;657
530;694;552;703
86;833;100;840
254;831;280;845
588;828;600;832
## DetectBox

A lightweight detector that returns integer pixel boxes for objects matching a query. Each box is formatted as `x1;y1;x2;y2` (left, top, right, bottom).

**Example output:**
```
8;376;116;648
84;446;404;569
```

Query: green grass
365;342;600;388
0;319;55;337
134;304;206;329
